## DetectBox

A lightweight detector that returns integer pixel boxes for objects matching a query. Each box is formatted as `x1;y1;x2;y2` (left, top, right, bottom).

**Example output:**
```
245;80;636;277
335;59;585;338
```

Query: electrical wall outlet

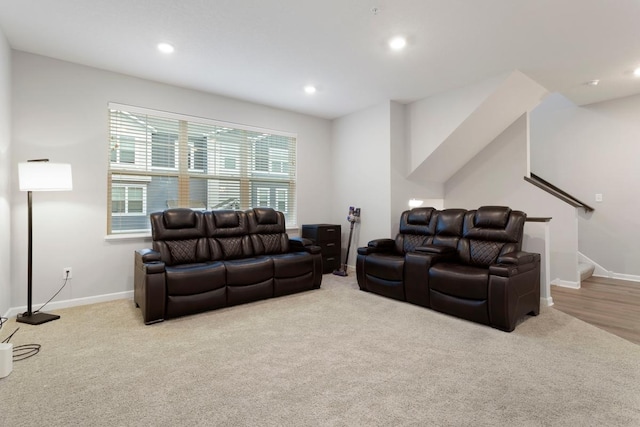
63;267;72;279
595;193;603;202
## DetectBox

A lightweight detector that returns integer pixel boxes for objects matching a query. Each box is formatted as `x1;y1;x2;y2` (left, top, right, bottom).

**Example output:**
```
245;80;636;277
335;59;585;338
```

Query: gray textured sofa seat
134;207;322;324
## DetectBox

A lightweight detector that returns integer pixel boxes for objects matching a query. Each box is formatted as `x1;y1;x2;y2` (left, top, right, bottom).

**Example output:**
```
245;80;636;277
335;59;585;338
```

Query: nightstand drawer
322;255;340;273
318;241;340;255
301;224;340;242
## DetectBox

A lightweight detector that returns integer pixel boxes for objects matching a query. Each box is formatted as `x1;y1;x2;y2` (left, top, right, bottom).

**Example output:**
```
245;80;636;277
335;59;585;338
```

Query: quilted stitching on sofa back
204;210;252;260
166;239;199;265
400;234;430;253
246;208;289;255
216;236;247;259
457;207;526;265
469;240;504;266
395;208;436;254
151;209;209;264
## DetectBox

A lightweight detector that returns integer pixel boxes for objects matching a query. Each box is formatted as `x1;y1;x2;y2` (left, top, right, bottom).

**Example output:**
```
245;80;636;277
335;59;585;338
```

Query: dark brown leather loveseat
134;207;322;324
356;206;540;331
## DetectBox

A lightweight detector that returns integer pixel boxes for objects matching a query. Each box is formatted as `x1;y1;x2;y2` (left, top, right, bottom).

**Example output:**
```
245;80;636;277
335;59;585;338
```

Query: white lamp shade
408;198;424;208
18;162;73;191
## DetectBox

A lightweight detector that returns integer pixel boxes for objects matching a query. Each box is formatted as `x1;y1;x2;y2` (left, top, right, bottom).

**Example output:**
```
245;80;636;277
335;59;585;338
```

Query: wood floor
551;276;640;346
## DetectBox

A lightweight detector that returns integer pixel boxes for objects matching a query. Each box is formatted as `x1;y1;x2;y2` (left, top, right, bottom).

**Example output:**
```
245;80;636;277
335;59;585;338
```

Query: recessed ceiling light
585;79;600;86
633;67;640;77
304;85;317;94
157;42;175;54
389;36;407;51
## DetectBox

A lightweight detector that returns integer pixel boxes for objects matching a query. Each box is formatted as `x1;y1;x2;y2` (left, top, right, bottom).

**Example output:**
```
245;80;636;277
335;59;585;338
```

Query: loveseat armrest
357;238;395;255
496;251;537;265
490;252;540;277
289;237;321;254
134;249;167;325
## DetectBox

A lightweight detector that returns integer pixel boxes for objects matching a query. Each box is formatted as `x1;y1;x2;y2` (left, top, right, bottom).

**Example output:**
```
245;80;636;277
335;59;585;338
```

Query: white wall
10;52;332;310
390;101;443;234
531;93;640;277
406;74;506;173
331;102;392;267
444;114;579;285
0;27;11;316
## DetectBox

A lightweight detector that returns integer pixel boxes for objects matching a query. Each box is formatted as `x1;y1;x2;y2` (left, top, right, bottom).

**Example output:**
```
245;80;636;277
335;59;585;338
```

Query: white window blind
107;104;297;235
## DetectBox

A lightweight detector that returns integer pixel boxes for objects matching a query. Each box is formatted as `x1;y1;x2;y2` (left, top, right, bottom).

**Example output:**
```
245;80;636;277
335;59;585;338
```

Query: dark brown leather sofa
356;206;540;331
134;207;322;324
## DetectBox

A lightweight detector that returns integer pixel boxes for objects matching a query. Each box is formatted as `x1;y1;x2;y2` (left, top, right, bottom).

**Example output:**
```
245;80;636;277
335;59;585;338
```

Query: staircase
579;261;595;282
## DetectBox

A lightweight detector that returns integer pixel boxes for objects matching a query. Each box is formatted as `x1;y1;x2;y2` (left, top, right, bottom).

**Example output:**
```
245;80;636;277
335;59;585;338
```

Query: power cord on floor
2;273;69;361
2;310;42;361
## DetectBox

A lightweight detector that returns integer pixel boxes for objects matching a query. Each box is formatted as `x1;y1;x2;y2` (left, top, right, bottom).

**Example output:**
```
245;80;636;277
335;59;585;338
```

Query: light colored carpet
1;275;639;426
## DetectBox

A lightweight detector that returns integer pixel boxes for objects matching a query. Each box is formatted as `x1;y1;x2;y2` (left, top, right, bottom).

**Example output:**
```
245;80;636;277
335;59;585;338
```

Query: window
111;185;146;215
107;104;297;234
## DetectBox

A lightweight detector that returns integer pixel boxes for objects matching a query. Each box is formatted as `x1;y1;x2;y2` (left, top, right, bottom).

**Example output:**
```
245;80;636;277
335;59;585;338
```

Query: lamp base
16;312;60;325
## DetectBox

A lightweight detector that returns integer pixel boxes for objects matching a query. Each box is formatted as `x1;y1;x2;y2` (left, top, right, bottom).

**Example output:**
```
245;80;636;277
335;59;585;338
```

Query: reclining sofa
134;207;322;324
356;206;540;332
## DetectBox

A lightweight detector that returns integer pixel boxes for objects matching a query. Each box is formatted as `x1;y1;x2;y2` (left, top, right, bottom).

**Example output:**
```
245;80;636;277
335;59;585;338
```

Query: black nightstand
301;224;341;274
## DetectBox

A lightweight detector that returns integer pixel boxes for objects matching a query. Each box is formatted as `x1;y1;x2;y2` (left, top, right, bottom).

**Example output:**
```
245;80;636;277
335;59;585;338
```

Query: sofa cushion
247;208;289;254
225;257;273;286
474;206;511;229
271;252;314;278
212;210;240;228
166;239;200;265
432;209;466;248
365;253;405;281
165;262;226;296
395;208;436;254
429;262;489;300
164;208;198;229
255;207;278;225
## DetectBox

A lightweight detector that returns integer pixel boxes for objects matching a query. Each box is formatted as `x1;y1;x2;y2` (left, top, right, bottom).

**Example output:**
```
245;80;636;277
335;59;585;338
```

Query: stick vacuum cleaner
333;206;361;277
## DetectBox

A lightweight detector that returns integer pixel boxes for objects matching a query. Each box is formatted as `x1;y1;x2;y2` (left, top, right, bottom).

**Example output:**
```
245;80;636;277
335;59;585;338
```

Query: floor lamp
17;159;73;325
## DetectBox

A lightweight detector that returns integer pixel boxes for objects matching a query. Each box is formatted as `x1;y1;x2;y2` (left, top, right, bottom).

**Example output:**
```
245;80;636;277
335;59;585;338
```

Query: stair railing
524;173;594;212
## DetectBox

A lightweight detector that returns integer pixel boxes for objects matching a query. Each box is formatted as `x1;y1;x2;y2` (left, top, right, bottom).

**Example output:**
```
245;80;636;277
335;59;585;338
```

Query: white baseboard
5;291;134;319
541;296;554;307
577;252;640;283
551;279;580;289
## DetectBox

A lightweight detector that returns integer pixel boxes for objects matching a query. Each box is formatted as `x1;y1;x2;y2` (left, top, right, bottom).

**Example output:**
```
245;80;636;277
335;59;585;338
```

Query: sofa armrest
358;238;395;255
289;237;321;254
369;238;395;249
496;251;537;265
490;252;540;277
134;249;167;324
138;248;162;263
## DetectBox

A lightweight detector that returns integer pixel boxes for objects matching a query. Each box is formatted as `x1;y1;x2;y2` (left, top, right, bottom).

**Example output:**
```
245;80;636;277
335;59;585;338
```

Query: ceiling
1;0;640;119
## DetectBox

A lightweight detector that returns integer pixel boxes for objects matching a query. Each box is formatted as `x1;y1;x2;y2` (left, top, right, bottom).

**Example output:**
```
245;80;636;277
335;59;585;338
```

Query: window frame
111;183;148;217
107;103;298;235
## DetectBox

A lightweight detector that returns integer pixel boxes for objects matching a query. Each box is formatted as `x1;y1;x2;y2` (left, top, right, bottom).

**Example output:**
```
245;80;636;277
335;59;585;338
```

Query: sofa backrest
395;207;436;254
431;209;466;249
204;210;253;260
150;208;209;266
246;207;290;255
457;206;526;267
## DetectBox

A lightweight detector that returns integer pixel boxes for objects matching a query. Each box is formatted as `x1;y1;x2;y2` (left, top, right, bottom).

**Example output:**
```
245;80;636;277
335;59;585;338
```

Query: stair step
579;262;595;282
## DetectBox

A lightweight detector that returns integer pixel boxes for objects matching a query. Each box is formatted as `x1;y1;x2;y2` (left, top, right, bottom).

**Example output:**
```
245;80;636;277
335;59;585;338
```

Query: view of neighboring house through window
107;104;297;234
